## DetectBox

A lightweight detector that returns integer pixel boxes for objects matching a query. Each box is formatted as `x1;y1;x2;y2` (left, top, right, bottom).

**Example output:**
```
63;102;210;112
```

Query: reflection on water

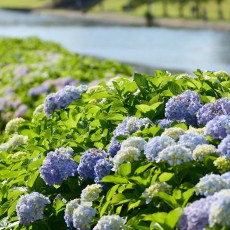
0;10;229;73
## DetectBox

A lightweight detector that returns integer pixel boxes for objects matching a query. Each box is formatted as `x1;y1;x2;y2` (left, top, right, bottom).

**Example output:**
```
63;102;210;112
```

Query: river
0;9;230;74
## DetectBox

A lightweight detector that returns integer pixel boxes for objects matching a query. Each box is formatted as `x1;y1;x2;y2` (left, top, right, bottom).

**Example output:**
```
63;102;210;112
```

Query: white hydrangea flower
1;135;28;150
80;184;102;203
142;182;172;204
195;174;228;197
112;147;140;171
33;104;44;116
186;126;206;135
72;205;96;230
209;189;230;227
93;215;126;230
121;137;146;151
161;127;185;141
5;117;25;134
158;144;193;166
193;144;218;161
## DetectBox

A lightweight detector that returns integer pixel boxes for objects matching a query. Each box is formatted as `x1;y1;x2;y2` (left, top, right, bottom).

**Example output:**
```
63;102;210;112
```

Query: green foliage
0;37;230;229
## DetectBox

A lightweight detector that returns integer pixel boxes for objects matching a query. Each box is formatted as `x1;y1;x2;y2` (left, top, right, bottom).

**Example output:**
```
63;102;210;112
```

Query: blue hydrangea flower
93;215;126;230
108;137;121;157
158;144;193;166
178;132;208;151
165;90;202;126
77;148;107;180
195;174;228;197
218;135;230;159
16;192;50;226
44;85;87;115
155;119;173;129
64;199;80;228
28;81;51;96
113;116;152;137
197;98;230;126
40;147;78;185
205;115;230;139
209;189;230;227
178;196;217;230
72;205;96;230
94;158;112;183
144;136;176;161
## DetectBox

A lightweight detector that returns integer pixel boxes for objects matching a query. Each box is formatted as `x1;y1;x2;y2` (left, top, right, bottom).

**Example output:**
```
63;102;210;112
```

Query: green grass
91;0;230;21
0;0;52;9
0;0;229;21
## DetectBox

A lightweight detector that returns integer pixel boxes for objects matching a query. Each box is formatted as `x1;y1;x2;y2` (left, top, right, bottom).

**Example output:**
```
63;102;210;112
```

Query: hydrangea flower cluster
205;115;230;139
161;127;186;141
64;199;80;228
144;136;176;161
142;182;172;204
77;148;109;182
108;137;121;157
112;147;141;171
40;147;78;185
178;195;217;230
80;184;102;203
192;144;218;161
0;134;28;150
197;98;230;125
195;172;230;197
218;135;230;158
214;156;230;173
157;144;193;166
209;189;230;227
16;192;50;226
178;132;208;151
72;205;96;229
108;116;151;157
155;119;173;129
120;136;146;151
94;158;113;183
165;90;202;126
44;85;88;115
33;104;45;116
5;117;25;134
93;215;126;230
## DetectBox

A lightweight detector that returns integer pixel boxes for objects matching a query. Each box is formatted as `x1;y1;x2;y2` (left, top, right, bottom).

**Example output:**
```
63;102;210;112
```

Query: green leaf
158;172;174;182
167;81;182;95
128;200;142;211
157;192;178;209
118;163;132;177
27;171;40;188
134;163;153;175
100;201;110;217
136;104;151;113
182;188;195;207
142;212;167;223
101;175;128;184
165;208;183;228
106;184;120;202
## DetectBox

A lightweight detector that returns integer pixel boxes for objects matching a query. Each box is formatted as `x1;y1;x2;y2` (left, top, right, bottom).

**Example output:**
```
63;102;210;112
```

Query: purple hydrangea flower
165;90;202;126
40;147;78;185
16;192;50;226
178;132;208;151
28;81;51;96
144;136;176;161
205;115;230;140
94;158;112;183
44;85;88;115
197;98;230;126
155;119;173;129
108;137;121;157
218;135;230;159
178;196;217;230
77;148;107;181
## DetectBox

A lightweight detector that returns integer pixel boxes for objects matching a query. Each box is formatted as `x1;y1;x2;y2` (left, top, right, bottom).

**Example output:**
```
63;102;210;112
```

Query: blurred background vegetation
0;0;229;21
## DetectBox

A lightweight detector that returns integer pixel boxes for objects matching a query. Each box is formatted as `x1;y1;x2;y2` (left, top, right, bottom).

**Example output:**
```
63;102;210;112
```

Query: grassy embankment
0;0;229;21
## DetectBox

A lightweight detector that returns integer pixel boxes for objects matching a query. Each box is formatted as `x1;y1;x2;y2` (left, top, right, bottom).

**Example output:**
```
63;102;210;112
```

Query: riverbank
33;9;230;31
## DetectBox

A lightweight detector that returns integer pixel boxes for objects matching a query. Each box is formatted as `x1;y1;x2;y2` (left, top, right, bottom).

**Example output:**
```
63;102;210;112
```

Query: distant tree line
51;0;226;20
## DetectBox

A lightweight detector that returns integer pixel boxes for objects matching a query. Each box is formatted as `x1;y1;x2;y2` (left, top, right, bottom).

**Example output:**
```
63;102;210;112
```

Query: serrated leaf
118;163;131;177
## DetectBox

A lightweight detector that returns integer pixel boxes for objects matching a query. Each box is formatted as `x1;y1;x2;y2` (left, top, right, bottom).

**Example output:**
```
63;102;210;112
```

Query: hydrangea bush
1;38;230;230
